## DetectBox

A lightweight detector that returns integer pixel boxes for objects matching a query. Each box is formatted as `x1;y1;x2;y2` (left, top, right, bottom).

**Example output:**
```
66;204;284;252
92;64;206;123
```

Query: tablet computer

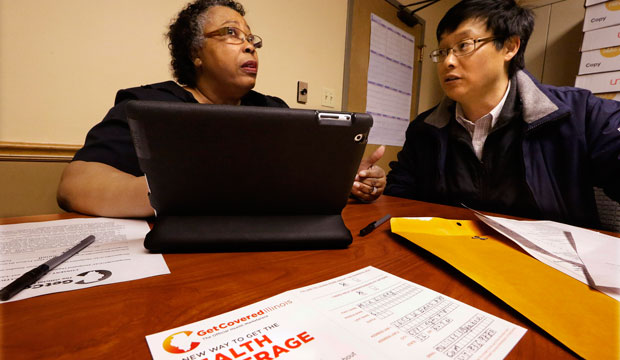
126;100;372;252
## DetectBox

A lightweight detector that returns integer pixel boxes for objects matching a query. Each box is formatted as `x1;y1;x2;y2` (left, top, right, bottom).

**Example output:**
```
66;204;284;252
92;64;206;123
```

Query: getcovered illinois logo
162;331;201;354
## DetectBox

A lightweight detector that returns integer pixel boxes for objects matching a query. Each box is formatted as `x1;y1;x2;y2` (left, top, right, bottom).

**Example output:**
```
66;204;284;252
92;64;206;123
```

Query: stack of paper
0;218;170;302
472;211;620;301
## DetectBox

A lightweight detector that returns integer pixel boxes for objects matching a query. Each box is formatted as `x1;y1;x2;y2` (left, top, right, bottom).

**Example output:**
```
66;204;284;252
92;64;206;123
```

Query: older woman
57;0;386;217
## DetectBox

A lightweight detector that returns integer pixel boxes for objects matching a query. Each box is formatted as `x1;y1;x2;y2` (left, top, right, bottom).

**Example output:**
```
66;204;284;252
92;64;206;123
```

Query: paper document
366;13;415;146
472;212;620;301
0;217;169;303
564;224;620;289
146;266;525;359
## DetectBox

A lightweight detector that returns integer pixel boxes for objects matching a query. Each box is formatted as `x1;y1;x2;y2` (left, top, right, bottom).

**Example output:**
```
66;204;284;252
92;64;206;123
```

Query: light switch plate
297;81;308;103
321;87;335;108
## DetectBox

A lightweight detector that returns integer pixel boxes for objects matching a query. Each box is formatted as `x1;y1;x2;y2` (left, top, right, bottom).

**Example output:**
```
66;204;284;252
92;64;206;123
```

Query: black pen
359;214;392;236
0;235;95;301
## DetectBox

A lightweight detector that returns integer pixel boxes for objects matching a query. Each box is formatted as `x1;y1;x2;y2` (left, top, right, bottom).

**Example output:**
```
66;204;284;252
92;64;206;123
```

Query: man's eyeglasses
429;37;499;63
204;26;263;48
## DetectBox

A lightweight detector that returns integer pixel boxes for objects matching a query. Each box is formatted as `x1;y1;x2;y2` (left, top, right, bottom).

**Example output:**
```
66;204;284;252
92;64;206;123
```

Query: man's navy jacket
386;70;620;228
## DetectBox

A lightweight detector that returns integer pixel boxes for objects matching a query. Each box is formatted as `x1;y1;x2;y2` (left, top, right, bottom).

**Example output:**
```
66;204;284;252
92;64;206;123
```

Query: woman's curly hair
167;0;245;87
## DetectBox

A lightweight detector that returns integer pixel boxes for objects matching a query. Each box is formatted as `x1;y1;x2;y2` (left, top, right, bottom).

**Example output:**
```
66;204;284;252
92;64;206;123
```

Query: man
385;0;620;228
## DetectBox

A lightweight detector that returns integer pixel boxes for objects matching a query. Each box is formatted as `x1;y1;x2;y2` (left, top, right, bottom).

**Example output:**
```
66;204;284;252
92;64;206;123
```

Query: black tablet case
126;101;372;252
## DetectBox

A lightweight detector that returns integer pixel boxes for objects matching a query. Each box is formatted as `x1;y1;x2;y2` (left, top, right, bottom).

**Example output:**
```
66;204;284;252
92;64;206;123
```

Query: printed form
473;213;620;301
146;267;525;360
366;13;415;146
0;217;170;303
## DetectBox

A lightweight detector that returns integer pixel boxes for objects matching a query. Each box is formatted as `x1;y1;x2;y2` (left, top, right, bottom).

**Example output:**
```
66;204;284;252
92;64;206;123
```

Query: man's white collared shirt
455;81;511;160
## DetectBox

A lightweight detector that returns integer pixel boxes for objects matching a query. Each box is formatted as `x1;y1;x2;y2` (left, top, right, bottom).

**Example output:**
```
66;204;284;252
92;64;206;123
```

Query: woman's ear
504;36;521;61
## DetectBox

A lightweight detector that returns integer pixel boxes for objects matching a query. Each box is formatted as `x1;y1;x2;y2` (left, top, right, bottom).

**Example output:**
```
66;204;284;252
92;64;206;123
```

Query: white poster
366;13;415;146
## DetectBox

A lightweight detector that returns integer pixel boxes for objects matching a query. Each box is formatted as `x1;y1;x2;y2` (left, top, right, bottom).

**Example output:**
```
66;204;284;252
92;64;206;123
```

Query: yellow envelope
391;217;620;360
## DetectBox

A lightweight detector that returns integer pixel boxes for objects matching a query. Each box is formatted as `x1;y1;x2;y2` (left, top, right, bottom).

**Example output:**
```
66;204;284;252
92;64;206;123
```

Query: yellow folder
391;217;619;360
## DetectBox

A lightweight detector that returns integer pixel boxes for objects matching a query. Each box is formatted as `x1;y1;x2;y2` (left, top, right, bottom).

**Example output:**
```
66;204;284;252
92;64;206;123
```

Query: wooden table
1;196;593;359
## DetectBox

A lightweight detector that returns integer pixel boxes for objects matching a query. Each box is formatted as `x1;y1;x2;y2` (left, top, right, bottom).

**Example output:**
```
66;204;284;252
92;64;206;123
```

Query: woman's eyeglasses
204;26;263;48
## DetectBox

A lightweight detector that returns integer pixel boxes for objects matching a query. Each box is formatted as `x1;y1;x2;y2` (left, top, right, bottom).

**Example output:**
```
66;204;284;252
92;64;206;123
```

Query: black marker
359;214;392;236
0;235;95;301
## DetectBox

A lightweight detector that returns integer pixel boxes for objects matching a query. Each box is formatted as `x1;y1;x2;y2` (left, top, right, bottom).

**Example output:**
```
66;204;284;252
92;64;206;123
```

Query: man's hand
351;145;386;202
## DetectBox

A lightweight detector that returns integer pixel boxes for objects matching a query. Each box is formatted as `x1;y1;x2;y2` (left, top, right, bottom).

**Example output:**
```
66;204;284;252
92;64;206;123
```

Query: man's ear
503;36;521;61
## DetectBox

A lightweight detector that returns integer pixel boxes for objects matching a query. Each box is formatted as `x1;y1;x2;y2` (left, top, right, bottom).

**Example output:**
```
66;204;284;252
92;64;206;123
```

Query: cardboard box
582;24;620;51
583;1;620;32
586;0;609;6
595;91;620;100
575;70;620;93
578;46;620;74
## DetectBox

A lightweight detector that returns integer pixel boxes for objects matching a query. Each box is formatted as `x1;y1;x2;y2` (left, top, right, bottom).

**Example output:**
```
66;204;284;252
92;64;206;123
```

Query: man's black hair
436;0;534;77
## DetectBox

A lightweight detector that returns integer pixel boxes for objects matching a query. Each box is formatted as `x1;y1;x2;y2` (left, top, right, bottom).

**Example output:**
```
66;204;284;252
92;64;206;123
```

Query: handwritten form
366;14;415;146
146;267;525;359
0;217;169;303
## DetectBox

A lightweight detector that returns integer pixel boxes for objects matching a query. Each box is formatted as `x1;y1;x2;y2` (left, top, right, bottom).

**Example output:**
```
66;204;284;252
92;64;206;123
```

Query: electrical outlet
321;87;335;108
297;81;308;104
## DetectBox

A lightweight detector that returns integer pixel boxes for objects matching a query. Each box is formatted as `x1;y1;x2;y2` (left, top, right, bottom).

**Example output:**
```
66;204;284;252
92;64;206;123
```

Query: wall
0;162;67;217
525;0;584;85
414;0;461;113
0;0;347;145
